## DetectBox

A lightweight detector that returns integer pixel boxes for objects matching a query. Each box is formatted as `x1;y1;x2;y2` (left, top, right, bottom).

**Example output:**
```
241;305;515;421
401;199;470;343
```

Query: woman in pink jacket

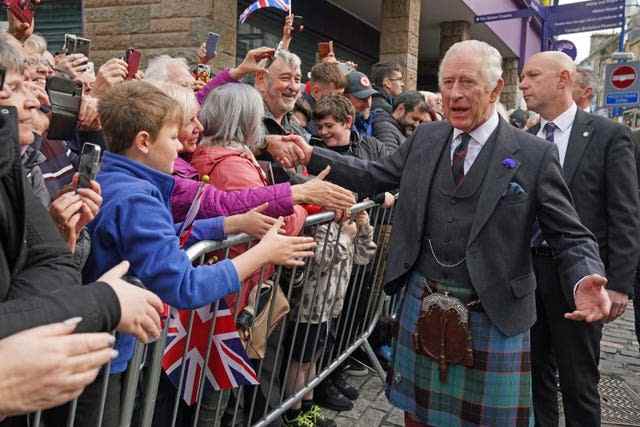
192;83;308;318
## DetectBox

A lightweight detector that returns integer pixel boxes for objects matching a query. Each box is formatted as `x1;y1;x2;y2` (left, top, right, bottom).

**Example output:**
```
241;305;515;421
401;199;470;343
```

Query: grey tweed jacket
308;117;605;336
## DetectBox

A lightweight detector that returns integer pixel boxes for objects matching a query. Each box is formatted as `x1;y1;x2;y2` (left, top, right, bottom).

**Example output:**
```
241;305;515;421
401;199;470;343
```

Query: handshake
261;134;313;169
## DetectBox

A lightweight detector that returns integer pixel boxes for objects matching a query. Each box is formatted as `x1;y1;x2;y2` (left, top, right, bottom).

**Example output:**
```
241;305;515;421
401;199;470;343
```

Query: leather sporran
413;290;474;382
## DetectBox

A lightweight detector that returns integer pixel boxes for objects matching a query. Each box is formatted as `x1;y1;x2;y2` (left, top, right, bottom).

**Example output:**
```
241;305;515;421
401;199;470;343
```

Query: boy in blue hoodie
79;81;317;427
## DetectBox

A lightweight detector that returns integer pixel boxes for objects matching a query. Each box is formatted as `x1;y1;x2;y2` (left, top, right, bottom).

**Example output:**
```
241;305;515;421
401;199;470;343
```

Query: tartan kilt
385;272;534;427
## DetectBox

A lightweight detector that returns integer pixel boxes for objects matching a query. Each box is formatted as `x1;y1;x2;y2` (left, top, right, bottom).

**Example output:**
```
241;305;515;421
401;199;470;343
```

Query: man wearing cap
371;90;433;153
344;70;377;138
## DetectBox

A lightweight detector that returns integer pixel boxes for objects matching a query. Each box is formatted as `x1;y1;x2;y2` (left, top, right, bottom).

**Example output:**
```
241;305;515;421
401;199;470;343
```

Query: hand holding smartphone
124;48;141;80
76;143;102;190
206;32;219;59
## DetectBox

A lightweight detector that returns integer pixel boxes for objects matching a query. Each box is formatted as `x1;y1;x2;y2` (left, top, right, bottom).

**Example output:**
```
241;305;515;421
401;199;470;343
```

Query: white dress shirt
536;102;578;167
450;109;500;173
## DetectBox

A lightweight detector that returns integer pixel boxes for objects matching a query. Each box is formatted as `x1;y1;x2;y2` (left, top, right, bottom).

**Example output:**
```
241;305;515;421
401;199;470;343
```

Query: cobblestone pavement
326;303;640;427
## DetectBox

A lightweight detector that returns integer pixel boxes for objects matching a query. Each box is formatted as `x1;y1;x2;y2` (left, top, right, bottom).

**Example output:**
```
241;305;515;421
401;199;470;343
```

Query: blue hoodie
84;152;240;373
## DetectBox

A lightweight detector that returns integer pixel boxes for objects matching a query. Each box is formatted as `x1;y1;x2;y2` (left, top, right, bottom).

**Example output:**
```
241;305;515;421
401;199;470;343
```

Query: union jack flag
162;301;259;406
239;0;291;24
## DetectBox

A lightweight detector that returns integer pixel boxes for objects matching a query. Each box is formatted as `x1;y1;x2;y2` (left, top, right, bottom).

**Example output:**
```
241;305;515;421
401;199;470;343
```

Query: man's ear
255;70;267;91
558;70;572;89
132;130;152;155
345;115;354;129
489;79;504;103
311;82;320;99
392;104;405;120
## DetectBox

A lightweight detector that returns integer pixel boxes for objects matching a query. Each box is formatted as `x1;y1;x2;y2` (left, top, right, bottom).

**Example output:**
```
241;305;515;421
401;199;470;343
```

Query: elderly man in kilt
291;39;611;427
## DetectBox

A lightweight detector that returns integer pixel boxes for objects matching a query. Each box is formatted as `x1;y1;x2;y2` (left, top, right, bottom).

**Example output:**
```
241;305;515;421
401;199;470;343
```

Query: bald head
520;51;576;120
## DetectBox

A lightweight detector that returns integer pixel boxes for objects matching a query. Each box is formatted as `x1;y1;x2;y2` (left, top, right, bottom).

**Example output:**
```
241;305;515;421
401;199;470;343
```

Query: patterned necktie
543;122;557;144
452;133;471;186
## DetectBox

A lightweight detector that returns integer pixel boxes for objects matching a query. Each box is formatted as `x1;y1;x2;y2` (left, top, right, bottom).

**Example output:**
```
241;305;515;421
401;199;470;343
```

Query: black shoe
330;371;359;401
314;383;353;412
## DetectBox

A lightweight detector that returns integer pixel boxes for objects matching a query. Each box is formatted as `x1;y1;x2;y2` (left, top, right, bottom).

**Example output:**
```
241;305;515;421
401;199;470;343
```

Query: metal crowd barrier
30;199;395;427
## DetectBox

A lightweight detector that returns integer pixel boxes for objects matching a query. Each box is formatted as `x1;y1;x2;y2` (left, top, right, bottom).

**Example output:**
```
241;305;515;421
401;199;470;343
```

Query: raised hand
224;203;281;238
55;53;89;80
565;274;611;323
258;218;316;267
92;58;128;98
0;318;117;416
229;47;275;81
291;166;356;211
98;261;164;343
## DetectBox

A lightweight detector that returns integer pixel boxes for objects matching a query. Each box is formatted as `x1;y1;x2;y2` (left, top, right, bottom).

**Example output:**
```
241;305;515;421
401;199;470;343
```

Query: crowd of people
1;2;640;427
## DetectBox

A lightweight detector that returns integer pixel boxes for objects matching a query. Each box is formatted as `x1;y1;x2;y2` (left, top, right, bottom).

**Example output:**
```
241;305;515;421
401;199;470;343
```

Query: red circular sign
611;65;636;90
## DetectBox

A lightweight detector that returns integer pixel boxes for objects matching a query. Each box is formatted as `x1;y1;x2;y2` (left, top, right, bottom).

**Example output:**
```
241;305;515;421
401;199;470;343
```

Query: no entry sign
611;65;637;90
604;62;640;108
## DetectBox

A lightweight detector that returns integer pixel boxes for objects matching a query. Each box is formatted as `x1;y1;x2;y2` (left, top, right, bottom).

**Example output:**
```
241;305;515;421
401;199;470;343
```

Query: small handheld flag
239;0;291;24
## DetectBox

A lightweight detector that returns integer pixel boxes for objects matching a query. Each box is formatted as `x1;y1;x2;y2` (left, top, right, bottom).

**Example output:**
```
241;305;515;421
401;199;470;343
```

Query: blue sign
606;92;639;106
475;8;536;23
547;0;625;35
554;40;577;60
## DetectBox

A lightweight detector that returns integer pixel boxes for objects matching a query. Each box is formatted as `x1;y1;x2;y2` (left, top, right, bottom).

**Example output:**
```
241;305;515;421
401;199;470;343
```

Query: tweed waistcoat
416;131;498;288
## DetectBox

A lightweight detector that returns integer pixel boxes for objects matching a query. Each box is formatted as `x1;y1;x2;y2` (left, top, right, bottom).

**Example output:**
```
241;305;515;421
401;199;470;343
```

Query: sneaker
283;406;337;427
306;404;337;427
283;409;314;427
314;383;353;412
342;357;369;377
330;371;359;401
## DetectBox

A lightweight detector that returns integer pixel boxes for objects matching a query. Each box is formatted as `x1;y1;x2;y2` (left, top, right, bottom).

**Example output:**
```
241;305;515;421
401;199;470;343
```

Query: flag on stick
239;0;291;24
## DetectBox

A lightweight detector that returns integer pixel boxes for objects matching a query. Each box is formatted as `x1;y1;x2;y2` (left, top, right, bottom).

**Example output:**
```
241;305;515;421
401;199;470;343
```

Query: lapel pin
583;131;590;137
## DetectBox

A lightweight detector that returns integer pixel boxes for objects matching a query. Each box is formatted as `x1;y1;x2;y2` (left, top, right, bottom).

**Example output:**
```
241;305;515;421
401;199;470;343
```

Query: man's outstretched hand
565;274;611;323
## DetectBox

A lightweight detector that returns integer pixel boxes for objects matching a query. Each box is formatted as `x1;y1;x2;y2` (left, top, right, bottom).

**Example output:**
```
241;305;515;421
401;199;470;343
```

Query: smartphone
63;33;76;54
76;143;102;189
318;41;333;59
73;37;91;57
292;15;303;33
3;0;34;24
206;32;219;58
124;48;141;80
193;64;211;83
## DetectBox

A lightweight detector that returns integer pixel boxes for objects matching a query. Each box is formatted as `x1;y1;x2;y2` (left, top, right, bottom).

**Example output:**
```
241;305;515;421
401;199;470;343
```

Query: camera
76;142;101;189
45;75;82;140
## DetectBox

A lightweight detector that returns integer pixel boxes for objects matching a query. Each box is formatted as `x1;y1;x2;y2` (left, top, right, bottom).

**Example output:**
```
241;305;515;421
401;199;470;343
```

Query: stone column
379;0;421;90
439;20;470;58
500;57;520;110
83;0;237;69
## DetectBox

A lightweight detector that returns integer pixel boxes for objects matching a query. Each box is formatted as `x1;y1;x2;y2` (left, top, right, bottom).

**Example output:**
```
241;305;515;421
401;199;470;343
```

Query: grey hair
439;40;503;90
23;33;47;55
575;66;596;90
199;83;265;148
144;55;190;83
262;49;301;71
150;82;198;125
0;34;25;73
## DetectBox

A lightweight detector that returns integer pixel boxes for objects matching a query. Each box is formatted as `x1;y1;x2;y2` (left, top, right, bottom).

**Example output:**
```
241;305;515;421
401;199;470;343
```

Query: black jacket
0;107;121;338
529;110;640;295
371;109;405;155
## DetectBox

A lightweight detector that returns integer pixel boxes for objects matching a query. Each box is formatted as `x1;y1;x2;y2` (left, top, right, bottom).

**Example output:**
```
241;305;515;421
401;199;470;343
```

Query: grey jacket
307;118;604;336
371;109;405;154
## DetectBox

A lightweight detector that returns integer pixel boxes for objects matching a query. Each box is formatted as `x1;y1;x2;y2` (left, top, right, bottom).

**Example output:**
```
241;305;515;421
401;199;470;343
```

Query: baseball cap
345;71;376;99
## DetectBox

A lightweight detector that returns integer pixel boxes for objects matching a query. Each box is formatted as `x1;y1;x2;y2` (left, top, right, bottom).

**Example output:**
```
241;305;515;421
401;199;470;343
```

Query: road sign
611;65;636;90
605;62;640;108
546;0;625;35
474;8;536;23
553;40;577;60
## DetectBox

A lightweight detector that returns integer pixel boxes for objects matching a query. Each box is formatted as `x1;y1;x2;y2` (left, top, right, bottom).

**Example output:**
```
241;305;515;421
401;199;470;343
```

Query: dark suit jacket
308;118;604;336
530;110;640;296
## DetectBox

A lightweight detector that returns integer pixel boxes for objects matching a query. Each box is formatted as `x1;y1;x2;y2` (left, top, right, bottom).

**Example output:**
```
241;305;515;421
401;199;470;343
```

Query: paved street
326;303;640;427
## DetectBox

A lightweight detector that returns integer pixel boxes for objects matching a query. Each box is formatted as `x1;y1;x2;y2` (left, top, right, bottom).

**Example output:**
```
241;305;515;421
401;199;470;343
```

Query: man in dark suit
521;51;640;427
291;40;611;426
632;129;640;350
